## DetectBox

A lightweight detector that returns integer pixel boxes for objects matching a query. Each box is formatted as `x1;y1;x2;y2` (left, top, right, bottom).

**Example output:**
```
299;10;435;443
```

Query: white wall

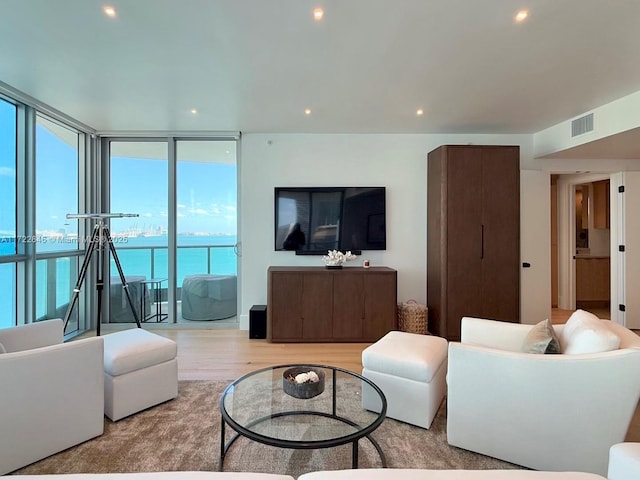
238;133;533;329
534;90;640;158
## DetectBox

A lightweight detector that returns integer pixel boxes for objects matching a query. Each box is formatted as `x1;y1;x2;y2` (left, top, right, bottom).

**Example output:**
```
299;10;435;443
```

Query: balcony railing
35;243;237;326
111;244;237;286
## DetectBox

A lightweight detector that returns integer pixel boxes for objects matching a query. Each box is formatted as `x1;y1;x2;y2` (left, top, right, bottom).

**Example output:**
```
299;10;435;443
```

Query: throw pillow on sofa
561;309;620;354
522;318;561;354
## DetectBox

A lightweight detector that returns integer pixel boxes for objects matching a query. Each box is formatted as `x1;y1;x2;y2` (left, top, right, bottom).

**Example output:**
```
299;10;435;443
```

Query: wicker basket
397;300;429;335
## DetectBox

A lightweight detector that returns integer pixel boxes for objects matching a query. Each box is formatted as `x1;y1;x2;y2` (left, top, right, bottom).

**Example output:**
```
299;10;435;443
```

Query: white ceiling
1;0;640;143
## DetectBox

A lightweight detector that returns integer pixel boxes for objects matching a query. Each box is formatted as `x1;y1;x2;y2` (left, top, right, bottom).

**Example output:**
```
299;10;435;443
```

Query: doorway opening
551;174;611;321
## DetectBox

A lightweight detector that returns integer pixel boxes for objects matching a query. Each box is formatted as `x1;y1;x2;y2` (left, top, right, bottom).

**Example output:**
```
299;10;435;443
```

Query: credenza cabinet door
333;272;365;339
268;266;397;342
302;273;333;340
268;272;303;340
364;272;398;340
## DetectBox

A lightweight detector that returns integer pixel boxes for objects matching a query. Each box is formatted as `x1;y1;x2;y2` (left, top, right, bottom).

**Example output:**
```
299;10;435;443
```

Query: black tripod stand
63;217;141;336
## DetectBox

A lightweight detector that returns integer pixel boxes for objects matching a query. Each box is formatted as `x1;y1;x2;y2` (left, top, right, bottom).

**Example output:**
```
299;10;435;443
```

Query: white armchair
0;319;105;475
446;316;640;476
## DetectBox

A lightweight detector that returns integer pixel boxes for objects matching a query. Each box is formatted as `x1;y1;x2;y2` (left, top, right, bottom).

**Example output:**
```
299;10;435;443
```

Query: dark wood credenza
267;266;397;343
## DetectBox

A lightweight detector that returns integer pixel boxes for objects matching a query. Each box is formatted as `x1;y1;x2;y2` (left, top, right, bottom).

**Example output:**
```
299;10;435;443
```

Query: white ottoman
608;443;640;480
103;328;178;421
362;330;448;429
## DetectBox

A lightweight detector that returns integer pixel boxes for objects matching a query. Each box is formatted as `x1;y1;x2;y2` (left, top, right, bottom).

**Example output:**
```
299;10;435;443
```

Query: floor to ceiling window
0;86;93;332
35;115;81;329
104;136;238;326
0;98;17;328
0;87;239;332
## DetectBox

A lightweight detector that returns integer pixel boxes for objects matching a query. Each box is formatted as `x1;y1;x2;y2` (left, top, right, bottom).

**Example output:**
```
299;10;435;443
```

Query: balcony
36;243;237;328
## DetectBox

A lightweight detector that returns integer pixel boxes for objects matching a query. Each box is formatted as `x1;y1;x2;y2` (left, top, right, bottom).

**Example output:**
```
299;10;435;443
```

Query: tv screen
274;187;386;253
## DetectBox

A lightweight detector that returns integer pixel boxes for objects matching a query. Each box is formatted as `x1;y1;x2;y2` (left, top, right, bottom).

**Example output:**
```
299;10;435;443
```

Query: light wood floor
142;314;639;443
551;307;610;323
150;329;369;382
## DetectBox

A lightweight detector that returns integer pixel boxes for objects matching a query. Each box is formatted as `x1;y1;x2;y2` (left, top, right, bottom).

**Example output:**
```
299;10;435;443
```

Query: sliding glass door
176;140;237;322
109;141;168;324
104;137;237;325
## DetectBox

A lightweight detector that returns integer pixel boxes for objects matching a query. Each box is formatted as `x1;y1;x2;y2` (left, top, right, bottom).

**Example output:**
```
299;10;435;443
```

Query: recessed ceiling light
304;108;312;115
515;10;529;23
313;8;324;21
190;108;198;114
416;108;424;116
103;5;117;18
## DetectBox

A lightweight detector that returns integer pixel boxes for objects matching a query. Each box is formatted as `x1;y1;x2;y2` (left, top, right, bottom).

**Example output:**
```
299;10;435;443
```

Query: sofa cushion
608;442;640;480
298;468;606;479
522;319;561;354
561;309;620;354
13;473;295;480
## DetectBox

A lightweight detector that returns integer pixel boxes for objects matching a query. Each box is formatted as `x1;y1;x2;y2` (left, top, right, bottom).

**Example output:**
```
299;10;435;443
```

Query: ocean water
0;234;237;328
109;234;238;280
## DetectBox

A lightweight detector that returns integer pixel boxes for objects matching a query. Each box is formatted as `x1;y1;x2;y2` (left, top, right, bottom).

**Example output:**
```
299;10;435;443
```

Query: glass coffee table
219;364;387;471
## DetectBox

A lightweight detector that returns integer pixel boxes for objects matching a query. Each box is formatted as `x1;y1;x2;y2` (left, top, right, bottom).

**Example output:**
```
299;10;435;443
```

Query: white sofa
2;471;608;480
9;442;640;479
608;442;640;480
0;319;105;475
446;315;640;476
12;475;293;480
300;470;605;479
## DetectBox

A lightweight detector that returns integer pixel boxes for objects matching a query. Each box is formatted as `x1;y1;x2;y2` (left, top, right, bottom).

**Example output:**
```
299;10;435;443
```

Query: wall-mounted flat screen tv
275;187;386;254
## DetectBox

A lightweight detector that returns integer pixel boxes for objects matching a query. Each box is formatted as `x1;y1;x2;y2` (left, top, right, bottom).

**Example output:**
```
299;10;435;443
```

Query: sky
0;101;16;236
110;155;237;235
0;98;237;238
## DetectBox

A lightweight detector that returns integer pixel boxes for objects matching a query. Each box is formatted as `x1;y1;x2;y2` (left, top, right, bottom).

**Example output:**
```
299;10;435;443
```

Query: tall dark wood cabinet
268;266;397;342
427;145;520;341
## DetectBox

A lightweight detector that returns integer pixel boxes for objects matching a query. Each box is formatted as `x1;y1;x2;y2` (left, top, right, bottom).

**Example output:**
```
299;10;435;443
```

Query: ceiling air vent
571;113;594;137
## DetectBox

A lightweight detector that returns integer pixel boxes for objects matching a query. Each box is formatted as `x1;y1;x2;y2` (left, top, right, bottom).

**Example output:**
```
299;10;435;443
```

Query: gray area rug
13;380;522;477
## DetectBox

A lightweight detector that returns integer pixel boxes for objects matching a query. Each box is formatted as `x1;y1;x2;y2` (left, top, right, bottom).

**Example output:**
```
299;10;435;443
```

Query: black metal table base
219;410;386;471
140;278;168;323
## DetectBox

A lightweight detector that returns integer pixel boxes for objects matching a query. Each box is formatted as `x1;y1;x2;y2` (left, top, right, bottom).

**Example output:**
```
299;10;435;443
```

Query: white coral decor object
322;249;357;266
294;371;320;384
